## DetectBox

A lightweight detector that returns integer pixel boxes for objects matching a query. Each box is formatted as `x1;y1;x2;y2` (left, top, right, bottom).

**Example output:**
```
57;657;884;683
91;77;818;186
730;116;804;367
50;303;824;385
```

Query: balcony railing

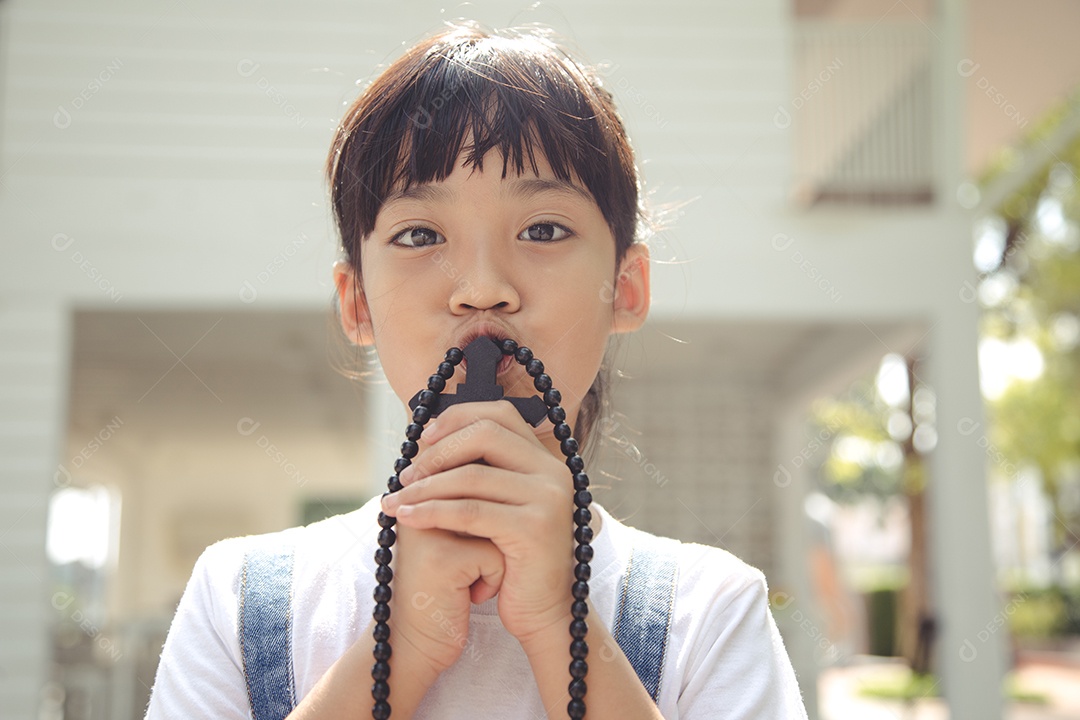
790;21;934;206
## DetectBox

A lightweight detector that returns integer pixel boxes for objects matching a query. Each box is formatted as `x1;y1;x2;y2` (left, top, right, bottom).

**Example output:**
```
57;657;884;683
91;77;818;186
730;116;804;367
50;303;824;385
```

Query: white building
3;0;1077;717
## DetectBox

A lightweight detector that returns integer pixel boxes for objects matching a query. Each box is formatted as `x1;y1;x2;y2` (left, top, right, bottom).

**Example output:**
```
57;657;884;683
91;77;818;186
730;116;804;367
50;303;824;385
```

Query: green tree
978;94;1080;565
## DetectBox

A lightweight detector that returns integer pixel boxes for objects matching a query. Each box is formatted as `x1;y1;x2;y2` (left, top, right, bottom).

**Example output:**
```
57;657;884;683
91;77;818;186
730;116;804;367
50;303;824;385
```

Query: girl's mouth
458;337;516;378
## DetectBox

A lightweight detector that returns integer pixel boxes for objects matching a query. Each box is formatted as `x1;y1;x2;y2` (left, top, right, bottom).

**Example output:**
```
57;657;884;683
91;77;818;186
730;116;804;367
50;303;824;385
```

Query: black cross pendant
407;337;548;426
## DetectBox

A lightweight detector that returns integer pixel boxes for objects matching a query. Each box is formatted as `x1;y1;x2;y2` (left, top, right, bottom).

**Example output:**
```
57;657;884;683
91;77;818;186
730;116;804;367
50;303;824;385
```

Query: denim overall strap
612;532;680;703
240;542;298;720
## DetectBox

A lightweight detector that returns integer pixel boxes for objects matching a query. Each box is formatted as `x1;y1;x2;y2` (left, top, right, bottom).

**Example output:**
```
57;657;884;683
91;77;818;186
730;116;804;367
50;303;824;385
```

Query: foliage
1008;589;1068;639
978;92;1080;550
1006;586;1080;638
855;668;1049;705
810;379;909;503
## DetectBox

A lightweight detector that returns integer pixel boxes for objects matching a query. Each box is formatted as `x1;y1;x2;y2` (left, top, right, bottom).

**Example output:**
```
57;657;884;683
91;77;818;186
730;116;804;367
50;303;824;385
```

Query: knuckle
539;477;569;505
461;462;486;487
459;498;482;527
519;505;546;535
477;418;500;436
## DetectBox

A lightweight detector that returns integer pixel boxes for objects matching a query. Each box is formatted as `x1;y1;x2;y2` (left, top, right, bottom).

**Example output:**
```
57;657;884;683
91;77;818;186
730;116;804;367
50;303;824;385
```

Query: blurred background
2;0;1079;718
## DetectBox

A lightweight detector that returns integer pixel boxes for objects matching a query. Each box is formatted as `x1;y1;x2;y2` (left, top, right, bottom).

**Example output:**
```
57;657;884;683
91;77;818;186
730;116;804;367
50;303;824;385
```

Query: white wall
0;303;70;718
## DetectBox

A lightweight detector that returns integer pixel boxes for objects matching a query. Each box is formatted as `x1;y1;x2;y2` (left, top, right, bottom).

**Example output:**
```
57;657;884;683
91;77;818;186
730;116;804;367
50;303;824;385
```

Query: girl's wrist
515;607;578;660
387;616;455;686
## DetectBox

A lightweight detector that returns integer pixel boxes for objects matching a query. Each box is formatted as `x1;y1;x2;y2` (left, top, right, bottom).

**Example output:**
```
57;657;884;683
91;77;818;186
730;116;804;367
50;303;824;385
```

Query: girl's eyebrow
504;177;594;204
382;177;594;208
383;184;454;206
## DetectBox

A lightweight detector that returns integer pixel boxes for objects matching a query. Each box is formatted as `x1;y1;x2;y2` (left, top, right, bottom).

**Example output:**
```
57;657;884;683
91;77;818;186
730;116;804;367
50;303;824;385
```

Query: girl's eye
519;223;571;243
392;226;445;248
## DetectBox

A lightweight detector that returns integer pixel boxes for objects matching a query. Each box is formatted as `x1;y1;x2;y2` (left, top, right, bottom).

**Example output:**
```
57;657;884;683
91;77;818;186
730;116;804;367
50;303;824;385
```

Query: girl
146;23;808;720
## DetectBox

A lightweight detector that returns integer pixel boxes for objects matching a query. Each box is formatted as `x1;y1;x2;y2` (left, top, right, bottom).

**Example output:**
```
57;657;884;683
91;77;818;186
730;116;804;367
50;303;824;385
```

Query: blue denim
239;532;678;716
612;533;680;702
240;543;297;720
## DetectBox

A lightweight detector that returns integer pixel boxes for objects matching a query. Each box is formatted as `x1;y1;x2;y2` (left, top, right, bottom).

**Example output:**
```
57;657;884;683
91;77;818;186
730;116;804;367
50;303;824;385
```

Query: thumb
460;539;504;604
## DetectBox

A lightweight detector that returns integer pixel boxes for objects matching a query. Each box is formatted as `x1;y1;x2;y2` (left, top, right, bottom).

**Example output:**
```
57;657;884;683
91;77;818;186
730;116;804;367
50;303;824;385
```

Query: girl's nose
448;246;521;314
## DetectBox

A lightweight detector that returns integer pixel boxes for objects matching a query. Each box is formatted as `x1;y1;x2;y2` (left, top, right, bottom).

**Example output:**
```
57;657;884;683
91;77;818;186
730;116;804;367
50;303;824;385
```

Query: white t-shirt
145;496;808;719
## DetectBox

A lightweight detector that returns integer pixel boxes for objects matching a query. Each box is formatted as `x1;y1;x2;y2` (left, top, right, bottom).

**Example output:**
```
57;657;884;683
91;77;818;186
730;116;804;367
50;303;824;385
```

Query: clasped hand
380;400;576;674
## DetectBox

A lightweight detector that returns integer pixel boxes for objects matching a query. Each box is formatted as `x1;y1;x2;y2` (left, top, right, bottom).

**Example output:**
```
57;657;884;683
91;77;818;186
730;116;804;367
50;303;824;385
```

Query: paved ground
819;658;1080;720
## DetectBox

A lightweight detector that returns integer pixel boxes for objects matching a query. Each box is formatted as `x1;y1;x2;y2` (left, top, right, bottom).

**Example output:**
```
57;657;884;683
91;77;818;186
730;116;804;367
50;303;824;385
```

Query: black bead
553;422;572;441
373;584;392;604
525;358;544;376
378;528;397;548
445;347;464;365
533;373;552;391
573;472;590;491
401;440;419;459
374;548;392;566
377;511;396;528
566;455;584;473
571;600;589;619
573;507;592;527
416;389;437;407
543;388;562;407
373;602;390;622
373;621;390;642
388;477;403;493
547;406;566;424
500;338;518;355
375;565;393;585
373;641;392;661
574;562;591;581
412;405;432;424
393;457;411;474
372;699;391;719
569;678;587;700
405;423;424;441
426;374;446;393
568;699;586;719
372;661;391;681
437;361;456;379
570;639;589;659
575;543;594;563
569;619;588;639
514;346;533;364
574;489;593;508
570;659;589;679
572;580;590;600
560;438;579;456
372;679;390;700
574;525;593;545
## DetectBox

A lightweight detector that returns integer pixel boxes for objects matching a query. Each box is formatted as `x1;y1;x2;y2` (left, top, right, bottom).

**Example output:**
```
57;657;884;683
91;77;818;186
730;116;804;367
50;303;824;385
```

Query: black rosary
371;337;593;719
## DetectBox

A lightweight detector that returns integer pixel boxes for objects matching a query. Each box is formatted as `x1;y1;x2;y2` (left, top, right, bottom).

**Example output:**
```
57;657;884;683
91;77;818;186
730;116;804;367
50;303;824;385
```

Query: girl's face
335;149;649;451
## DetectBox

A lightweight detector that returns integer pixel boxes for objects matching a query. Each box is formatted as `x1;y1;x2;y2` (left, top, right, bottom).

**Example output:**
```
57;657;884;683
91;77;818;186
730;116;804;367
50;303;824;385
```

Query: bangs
328;25;638;260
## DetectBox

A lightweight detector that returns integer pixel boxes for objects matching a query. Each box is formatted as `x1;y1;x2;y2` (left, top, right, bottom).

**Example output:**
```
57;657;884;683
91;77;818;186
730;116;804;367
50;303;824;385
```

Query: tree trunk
896;355;934;674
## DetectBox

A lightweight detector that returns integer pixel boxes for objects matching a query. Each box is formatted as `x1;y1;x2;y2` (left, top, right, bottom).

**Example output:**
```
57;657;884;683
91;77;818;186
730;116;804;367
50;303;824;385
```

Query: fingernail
382;492;400;510
397;504;415;517
421;419;439;440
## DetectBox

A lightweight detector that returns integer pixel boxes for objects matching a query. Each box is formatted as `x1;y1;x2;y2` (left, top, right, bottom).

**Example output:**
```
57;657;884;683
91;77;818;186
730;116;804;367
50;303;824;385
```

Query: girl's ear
611;243;650;334
333;260;375;345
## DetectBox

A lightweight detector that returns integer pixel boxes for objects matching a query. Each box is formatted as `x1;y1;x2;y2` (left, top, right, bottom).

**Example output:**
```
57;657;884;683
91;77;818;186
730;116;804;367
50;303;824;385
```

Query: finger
471;575;500;605
403;416;551;484
395;497;570;558
463;537;505;601
399;530;505;598
384;463;527;514
421;399;538;445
